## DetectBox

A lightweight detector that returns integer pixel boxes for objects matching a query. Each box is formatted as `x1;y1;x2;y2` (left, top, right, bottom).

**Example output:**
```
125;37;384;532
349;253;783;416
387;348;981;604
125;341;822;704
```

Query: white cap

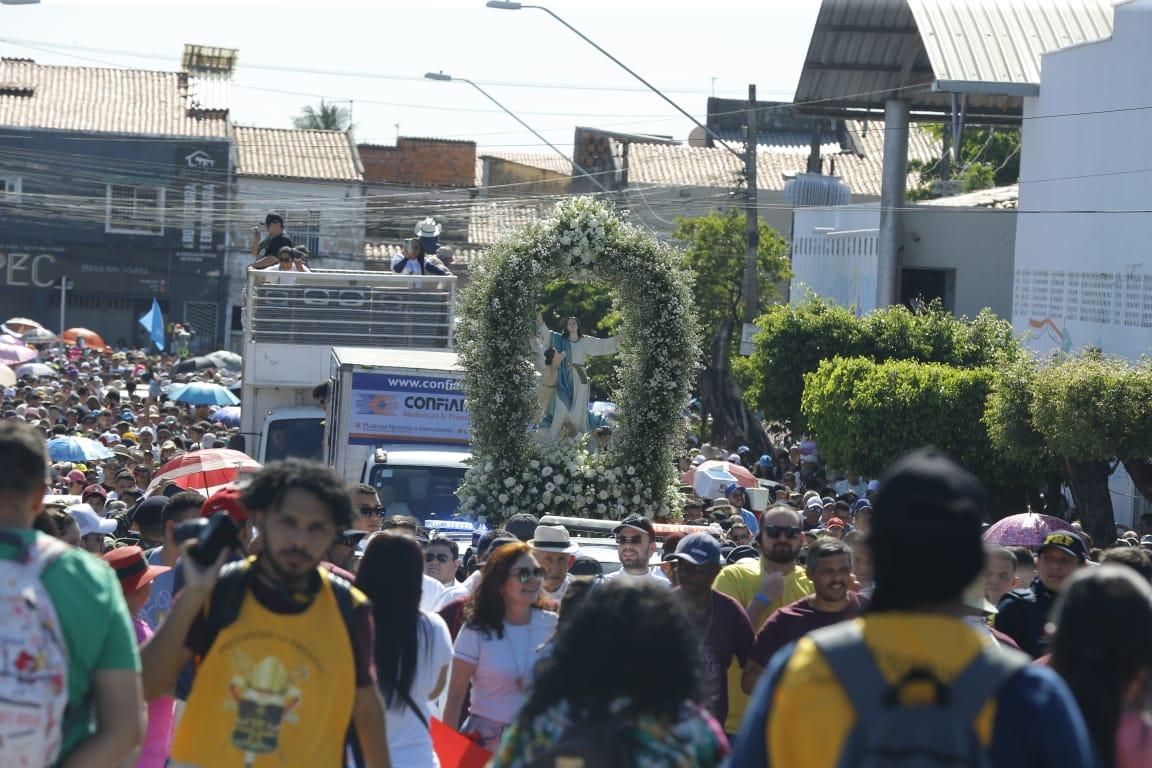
67;504;117;537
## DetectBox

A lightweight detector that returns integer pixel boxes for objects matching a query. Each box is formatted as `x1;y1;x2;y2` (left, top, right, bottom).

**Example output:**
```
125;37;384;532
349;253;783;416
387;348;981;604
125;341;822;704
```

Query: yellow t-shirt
713;561;813;733
767;614;998;767
171;571;359;767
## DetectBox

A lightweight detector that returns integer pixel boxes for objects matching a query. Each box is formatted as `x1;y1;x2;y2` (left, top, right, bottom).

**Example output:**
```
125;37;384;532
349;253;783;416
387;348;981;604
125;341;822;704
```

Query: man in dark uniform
250;212;293;269
994;530;1086;657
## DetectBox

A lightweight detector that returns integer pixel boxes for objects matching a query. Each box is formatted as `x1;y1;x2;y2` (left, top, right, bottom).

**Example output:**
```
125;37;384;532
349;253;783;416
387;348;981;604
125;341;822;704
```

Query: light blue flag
138;298;164;351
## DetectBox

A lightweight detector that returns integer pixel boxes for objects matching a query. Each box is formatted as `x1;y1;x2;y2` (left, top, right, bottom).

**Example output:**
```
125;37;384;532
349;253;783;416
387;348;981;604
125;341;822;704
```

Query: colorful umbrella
46;436;114;462
681;459;757;490
0;344;37;364
20;327;57;344
168;381;241;406
210;405;241;427
15;362;56;379
61;328;109;352
150;448;261;495
982;512;1075;547
0;334;24;346
2;317;43;335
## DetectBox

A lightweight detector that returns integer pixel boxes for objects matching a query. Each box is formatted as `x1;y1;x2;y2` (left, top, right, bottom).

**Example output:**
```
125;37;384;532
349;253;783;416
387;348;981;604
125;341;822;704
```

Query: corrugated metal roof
794;0;1113;119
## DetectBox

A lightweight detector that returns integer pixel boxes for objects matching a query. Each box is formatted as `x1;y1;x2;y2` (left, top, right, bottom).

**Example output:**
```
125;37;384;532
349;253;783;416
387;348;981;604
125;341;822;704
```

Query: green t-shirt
0;529;141;763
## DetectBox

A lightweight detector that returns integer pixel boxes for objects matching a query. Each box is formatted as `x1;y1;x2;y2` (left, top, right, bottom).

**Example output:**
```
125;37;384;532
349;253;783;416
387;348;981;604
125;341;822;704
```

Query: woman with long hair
490;579;728;767
355;532;453;766
1049;564;1152;768
442;541;558;751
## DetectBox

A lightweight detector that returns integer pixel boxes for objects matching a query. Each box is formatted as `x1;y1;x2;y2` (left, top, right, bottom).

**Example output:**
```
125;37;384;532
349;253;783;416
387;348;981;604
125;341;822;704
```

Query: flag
138;298;164;351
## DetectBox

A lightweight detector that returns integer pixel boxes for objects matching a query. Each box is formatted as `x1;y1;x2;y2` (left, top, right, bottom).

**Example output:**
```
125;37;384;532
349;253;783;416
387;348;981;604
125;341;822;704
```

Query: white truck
239;267;457;464
326;347;470;520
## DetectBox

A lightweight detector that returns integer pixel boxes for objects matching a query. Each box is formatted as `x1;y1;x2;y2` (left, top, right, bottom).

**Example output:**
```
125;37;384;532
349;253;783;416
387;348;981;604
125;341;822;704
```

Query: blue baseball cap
670;532;722;566
737;445;750;455
757;454;774;468
724;482;745;497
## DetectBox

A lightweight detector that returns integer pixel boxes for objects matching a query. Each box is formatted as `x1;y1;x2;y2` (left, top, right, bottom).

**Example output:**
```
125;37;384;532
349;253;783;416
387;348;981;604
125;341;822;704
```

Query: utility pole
742;84;759;325
56;277;72;351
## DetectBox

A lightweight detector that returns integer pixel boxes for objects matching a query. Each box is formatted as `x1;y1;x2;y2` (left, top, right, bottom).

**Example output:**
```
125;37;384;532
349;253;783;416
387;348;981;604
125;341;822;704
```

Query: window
106;184;165;235
0;175;21;203
288;210;321;256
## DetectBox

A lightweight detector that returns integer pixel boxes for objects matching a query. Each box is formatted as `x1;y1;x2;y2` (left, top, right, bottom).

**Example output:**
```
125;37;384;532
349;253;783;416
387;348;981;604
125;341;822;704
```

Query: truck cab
361;445;471;521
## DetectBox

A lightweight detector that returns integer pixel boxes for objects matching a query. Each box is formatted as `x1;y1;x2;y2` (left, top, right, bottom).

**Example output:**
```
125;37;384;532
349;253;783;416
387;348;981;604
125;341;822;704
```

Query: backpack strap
947;643;1029;724
808;621;889;724
201;557;255;653
0;530;69;572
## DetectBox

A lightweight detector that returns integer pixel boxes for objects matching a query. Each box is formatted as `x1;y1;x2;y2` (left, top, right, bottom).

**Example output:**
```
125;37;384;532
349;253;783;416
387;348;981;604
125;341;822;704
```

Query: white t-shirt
435;569;478;610
453;609;559;725
421;574;446;613
602;565;671;586
384;611;453;768
542;573;575;602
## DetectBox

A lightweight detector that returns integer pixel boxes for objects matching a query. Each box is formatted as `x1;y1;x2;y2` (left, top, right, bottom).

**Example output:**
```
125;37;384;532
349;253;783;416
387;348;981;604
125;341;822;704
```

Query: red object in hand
431;718;493;768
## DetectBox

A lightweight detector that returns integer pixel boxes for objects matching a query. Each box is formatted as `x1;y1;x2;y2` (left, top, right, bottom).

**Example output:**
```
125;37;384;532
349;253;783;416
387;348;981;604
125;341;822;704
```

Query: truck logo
355;394;397;416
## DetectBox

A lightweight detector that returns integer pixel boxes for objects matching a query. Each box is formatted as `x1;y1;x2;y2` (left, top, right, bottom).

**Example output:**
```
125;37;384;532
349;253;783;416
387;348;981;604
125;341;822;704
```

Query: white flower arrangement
456;197;700;525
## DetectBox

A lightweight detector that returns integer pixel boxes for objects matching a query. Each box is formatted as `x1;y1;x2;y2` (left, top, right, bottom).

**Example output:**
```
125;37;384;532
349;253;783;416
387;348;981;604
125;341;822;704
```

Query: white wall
1013;0;1152;361
791;204;881;313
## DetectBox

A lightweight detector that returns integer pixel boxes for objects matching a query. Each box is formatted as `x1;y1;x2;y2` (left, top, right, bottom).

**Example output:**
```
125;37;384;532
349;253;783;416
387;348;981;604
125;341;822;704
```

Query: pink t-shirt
133;617;175;768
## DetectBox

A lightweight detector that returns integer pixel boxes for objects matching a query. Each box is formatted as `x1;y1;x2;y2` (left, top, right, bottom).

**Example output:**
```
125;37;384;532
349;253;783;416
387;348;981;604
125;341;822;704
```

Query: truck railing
244;269;457;349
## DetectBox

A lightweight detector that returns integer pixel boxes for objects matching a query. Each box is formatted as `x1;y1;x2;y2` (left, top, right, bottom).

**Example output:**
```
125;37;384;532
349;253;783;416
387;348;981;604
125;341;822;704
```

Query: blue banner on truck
348;371;469;445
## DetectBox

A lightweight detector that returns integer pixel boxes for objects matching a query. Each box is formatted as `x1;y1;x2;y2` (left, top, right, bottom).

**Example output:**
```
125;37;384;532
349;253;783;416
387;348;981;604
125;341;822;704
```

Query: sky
0;0;822;155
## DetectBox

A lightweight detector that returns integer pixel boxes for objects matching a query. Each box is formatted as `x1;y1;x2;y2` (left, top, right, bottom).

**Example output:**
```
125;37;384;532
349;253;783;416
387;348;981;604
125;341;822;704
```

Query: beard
765;542;798;564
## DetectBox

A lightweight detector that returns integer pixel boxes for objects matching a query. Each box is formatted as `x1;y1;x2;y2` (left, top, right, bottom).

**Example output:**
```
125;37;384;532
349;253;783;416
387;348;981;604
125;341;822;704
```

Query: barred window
106;184;165;235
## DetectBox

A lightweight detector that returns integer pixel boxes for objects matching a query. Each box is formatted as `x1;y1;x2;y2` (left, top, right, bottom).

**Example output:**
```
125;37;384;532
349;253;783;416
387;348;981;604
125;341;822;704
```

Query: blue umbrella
47;436;114;462
210;405;241;427
168;382;241;406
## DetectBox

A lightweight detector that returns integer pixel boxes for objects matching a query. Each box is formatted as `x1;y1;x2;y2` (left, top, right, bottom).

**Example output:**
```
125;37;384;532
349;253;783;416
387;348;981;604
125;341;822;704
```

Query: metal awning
793;0;1114;123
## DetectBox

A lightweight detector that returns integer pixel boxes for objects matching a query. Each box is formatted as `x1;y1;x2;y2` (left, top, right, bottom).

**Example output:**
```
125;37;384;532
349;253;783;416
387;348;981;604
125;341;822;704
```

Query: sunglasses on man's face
425;552;452;564
616;535;647;546
511;567;545;584
762;525;802;539
358;505;384;517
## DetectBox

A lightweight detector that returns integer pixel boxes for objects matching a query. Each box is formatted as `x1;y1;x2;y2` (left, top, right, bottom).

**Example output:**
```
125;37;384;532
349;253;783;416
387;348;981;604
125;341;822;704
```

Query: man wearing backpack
0;421;144;767
140;459;393;767
729;449;1097;768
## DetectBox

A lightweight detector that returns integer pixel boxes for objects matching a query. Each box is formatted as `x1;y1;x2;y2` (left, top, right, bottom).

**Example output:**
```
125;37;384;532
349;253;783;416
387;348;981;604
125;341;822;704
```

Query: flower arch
456;197;699;524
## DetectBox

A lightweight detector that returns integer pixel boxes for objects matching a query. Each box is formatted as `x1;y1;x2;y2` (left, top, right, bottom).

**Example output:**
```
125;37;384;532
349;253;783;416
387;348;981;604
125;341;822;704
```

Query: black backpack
525;718;633;768
809;621;1028;768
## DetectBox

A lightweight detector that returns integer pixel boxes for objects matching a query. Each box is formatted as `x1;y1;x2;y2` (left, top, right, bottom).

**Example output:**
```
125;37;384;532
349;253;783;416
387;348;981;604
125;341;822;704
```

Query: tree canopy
292;100;353;131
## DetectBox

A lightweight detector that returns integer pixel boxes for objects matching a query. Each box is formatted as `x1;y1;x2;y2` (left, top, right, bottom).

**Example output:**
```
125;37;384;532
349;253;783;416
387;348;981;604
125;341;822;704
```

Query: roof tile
234;126;362;181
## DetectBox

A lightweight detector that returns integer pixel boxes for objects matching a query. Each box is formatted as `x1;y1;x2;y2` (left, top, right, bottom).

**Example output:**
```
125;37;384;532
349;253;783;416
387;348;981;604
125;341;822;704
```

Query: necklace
505;619;534;692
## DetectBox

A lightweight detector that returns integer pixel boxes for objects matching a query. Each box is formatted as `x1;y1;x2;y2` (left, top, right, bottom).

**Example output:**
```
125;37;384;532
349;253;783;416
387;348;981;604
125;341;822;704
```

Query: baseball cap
669;532;722;566
757;454;774;468
727;453;741;462
1039;531;1087;562
867;479;880;492
66;470;85;484
81;484;107;500
475;529;518;563
805;497;823;511
826;517;846;530
505;513;540;543
724;482;745;497
133;496;168;529
103;546;170;596
68;504;117;537
737;445;750;455
612;514;655;537
202;485;248;523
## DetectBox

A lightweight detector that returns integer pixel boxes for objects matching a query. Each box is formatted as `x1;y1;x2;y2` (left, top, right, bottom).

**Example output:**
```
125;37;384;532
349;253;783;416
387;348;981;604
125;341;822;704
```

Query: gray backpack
809;622;1027;768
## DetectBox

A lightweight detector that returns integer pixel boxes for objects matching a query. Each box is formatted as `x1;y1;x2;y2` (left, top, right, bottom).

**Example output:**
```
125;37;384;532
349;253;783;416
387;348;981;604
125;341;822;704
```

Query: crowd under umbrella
15;362;56;379
210;405;241;428
167;381;241;406
61;327;109;352
149;448;261;496
46;436;114;462
0;343;37;365
982;511;1076;547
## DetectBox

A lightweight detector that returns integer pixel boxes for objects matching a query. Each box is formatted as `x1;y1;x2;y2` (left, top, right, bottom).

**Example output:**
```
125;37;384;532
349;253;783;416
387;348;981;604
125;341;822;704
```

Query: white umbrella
0;365;15;387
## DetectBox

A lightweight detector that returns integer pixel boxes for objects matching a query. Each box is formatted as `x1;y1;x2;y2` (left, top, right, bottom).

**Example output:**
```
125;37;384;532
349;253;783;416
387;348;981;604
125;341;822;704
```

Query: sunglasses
763;525;802;539
425;552;452;564
358;505;384;517
616;535;646;546
512;567;545;584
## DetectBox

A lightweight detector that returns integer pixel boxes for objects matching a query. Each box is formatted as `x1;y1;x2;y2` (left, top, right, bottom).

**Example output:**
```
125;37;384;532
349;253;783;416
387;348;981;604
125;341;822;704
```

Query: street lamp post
424;71;611;195
486;0;761;323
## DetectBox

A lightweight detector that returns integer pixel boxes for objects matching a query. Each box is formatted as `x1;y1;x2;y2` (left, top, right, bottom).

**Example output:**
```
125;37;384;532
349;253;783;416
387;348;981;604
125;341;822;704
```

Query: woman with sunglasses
355;532;453;767
442;541;558;751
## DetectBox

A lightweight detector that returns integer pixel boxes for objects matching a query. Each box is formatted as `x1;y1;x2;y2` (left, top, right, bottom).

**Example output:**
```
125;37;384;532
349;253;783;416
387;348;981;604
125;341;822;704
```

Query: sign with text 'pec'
348;372;469;446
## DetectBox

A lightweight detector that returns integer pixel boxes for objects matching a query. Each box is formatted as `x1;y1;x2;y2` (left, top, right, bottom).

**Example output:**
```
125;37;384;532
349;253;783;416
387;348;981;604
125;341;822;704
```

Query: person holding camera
250;213;293;269
140;459;393;768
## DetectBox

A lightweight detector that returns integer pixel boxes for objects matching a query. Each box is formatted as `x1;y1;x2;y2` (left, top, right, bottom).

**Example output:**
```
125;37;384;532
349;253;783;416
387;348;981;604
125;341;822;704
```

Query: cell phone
172;517;209;545
189;513;239;566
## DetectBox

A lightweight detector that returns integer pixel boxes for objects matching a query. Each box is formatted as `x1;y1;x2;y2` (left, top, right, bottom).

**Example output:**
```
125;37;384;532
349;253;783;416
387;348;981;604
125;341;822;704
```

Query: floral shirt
490;698;728;768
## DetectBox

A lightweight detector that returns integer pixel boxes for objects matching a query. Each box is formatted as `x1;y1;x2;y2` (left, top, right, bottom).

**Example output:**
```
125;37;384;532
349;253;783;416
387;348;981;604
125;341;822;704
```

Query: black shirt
257;233;293;259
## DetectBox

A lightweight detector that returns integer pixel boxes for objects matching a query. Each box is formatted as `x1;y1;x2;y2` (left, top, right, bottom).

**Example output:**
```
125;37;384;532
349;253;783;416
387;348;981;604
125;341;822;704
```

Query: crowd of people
4;324;1152;767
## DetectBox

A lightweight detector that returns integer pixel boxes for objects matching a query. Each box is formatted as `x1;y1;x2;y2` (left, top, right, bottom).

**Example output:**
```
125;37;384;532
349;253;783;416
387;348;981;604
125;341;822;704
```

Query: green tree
745;297;1020;432
908;126;1021;201
292;100;353;131
670;210;790;454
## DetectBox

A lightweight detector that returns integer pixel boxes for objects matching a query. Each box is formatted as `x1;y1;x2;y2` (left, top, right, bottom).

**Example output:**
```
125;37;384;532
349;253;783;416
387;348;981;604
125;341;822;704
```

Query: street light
423;71;611;195
0;0;41;5
487;0;761;323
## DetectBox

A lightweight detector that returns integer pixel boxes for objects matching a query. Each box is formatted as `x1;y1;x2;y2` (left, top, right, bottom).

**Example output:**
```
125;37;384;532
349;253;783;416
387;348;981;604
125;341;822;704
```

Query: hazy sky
0;0;822;154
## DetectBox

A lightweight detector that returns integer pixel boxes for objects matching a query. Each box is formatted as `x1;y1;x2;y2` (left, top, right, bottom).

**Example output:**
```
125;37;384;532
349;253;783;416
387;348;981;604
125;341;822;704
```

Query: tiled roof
477;150;573;179
625;121;937;198
916;184;1019;209
234;126;363;181
0;58;228;137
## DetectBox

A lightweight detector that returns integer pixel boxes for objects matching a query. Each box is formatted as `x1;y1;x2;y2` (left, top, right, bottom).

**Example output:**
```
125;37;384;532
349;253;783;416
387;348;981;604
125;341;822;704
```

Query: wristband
753;592;771;607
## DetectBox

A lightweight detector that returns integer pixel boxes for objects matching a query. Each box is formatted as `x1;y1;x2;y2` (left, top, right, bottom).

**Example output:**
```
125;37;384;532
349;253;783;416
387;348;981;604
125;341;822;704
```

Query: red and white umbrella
681;459;757;489
149;448;261;495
